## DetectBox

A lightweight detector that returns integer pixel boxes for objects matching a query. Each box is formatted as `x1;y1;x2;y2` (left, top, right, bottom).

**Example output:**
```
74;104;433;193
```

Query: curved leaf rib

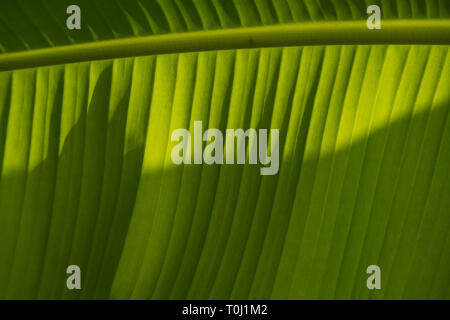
0;20;449;71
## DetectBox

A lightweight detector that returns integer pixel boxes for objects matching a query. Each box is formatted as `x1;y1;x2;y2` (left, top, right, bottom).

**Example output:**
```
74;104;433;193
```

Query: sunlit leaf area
0;0;448;299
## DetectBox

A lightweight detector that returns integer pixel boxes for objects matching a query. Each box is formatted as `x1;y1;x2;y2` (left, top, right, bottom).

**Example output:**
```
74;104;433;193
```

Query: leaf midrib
0;19;449;72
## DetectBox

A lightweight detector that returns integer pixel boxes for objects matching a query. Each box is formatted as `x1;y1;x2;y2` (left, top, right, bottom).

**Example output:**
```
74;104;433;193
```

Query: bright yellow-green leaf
0;0;449;300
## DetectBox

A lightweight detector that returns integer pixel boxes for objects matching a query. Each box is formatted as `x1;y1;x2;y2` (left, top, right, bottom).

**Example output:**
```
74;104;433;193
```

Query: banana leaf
0;0;449;299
